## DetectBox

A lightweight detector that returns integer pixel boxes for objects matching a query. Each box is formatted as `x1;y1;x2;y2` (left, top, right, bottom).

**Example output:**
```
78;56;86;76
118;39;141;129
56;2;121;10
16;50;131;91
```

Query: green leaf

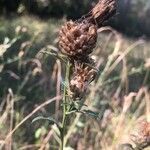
64;101;88;115
35;127;47;139
61;80;69;89
76;121;84;128
40;49;67;63
32;116;60;127
82;109;100;119
35;128;42;139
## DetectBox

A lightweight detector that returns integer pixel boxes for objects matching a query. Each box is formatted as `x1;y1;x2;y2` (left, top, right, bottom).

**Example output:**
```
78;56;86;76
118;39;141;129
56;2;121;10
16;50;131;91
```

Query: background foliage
0;0;150;37
0;0;150;149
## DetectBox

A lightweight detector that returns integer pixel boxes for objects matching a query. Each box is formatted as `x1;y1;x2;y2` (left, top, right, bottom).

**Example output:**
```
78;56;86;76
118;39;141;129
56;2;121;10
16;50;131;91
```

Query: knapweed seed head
58;0;117;100
70;59;97;98
59;20;97;59
130;121;150;149
91;0;116;26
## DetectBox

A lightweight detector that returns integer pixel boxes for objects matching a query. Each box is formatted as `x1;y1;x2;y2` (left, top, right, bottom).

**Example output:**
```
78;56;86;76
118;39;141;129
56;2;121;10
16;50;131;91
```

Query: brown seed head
130;121;150;148
91;0;116;26
59;20;97;58
70;59;97;98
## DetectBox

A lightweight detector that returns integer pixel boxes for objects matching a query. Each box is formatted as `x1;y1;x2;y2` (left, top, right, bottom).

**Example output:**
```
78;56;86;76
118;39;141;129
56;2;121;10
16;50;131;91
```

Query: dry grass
0;16;150;150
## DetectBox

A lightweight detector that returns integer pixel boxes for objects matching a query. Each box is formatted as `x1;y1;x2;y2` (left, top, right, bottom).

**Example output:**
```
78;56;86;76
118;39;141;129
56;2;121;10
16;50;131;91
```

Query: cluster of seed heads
58;0;116;99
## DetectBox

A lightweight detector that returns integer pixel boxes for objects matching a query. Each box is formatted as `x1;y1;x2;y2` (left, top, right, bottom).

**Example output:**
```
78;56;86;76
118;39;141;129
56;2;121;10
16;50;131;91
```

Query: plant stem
60;61;70;150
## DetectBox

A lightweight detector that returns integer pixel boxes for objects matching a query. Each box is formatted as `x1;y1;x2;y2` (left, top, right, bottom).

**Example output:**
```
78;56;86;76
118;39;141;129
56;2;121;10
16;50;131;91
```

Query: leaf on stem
32;116;61;128
81;109;100;119
40;48;67;63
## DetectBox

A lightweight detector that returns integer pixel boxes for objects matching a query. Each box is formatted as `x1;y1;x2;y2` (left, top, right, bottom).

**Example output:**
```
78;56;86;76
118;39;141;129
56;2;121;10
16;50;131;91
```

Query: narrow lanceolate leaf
32;116;60;128
39;48;67;63
82;109;100;119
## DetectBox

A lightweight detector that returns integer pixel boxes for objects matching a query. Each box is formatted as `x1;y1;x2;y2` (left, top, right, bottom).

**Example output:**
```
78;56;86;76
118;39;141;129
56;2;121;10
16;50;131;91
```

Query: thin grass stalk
1;96;61;150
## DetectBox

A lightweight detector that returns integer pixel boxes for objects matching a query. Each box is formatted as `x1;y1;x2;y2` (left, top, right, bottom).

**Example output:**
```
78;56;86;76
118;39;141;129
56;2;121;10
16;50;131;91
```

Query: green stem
60;61;70;150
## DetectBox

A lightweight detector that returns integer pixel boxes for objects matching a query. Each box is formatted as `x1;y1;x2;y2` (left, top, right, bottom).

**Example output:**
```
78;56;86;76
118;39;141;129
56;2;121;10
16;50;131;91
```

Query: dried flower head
91;0;116;26
70;59;97;98
130;121;150;149
59;20;97;58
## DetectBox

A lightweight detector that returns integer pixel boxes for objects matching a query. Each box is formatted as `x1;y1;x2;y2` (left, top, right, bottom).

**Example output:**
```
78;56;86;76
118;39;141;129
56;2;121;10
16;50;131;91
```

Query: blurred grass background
0;0;150;149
